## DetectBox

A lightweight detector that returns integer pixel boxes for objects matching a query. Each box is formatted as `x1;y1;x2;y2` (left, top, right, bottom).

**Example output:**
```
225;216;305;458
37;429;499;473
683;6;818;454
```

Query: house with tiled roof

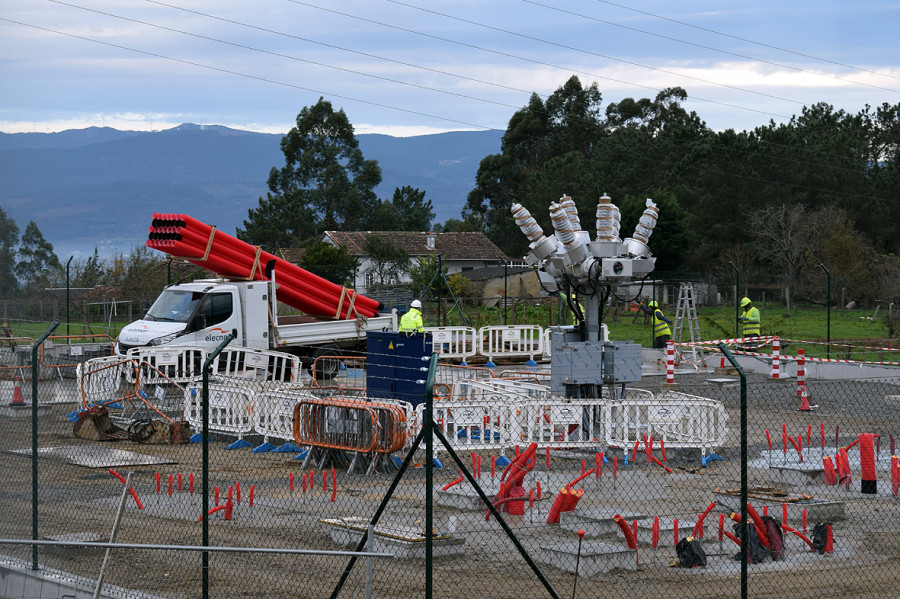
323;231;509;294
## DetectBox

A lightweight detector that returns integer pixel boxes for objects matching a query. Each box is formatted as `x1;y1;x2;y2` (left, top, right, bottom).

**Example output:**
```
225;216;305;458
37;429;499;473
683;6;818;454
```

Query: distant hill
0;124;503;259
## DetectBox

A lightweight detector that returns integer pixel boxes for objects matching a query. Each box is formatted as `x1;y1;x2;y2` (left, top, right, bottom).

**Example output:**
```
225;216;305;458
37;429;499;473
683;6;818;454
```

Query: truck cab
116;280;269;355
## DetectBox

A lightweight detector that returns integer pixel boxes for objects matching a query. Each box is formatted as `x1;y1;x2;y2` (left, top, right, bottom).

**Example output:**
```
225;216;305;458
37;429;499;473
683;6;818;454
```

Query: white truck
115;278;397;377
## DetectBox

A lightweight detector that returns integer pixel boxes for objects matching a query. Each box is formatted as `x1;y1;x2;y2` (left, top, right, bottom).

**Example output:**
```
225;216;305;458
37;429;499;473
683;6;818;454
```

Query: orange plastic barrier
292;397;407;453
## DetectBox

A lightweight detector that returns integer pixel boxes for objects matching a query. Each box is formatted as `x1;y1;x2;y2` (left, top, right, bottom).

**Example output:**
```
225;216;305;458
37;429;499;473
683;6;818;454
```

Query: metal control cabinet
550;331;642;396
366;331;431;406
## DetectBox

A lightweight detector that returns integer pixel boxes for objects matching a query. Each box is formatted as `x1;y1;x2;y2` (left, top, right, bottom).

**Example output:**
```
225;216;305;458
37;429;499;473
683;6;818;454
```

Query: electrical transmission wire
591;0;900;84
384;0;810;106
287;0;793;121
0;16;494;131
48;0;524;112
523;0;900;95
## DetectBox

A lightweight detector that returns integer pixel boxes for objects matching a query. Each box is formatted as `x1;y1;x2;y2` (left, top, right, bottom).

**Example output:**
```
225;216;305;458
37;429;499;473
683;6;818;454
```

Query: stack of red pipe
145;213;382;319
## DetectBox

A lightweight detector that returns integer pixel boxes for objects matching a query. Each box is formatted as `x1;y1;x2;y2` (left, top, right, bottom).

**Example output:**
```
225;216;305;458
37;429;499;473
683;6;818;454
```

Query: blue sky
2;0;899;136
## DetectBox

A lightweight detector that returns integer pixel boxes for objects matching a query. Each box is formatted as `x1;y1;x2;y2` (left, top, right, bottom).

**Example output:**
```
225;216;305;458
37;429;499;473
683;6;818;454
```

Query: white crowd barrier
253;387;316;443
425;326;477;361
76;356;134;408
184;382;255;441
603;391;729;457
513;398;602;448
126;346;206;384
479;325;544;362
213;347;301;383
423;400;513;452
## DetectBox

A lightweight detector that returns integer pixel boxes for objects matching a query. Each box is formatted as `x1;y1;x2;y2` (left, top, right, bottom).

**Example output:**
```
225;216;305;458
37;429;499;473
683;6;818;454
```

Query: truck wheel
308;346;340;380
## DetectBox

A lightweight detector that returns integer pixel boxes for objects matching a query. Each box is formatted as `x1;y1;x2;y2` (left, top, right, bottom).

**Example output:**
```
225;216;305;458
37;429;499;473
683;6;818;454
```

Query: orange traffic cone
12;374;24;405
798;387;813;412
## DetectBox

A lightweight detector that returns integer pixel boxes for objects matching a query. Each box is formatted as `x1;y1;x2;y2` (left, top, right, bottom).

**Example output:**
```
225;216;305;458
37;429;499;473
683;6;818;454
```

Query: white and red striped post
770;337;781;379
665;340;675;385
797;348;806;395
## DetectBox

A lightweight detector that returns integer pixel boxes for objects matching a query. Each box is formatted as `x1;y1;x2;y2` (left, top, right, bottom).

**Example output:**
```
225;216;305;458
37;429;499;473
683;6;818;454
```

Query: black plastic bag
811;522;831;555
675;537;707;568
733;522;770;563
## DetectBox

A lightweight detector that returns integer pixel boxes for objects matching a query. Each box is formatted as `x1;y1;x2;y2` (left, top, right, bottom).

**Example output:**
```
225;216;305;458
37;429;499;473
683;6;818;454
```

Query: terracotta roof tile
324;231;507;261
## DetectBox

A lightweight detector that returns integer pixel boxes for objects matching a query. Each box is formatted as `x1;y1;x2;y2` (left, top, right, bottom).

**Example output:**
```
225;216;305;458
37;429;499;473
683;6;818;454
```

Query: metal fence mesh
2;322;900;599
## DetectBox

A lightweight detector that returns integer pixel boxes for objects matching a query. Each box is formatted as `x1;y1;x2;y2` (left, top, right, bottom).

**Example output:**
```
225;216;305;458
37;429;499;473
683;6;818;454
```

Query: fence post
201;332;234;599
820;263;831;359
31;320;59;571
718;342;748;599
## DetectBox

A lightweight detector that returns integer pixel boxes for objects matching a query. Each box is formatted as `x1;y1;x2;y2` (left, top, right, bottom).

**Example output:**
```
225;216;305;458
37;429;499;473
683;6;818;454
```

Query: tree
408;254;447;297
103;246;168;304
298;240;358;287
0;206;19;297
391;186;434;231
363;237;410;289
15;221;62;294
238;98;382;249
367;186;435;231
465;76;606;256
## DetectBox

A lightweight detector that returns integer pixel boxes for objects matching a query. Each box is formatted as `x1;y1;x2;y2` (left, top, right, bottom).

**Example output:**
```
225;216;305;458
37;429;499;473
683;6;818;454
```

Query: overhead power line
591;0;900;84
384;0;808;106
287;0;792;121
0;16;494;131
523;0;900;95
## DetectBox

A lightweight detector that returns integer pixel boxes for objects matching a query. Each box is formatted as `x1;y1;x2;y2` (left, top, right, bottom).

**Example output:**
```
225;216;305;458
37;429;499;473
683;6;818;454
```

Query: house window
365;272;376;290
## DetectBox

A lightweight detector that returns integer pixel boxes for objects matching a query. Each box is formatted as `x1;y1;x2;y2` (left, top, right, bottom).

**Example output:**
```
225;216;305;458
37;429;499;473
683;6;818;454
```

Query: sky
2;0;900;137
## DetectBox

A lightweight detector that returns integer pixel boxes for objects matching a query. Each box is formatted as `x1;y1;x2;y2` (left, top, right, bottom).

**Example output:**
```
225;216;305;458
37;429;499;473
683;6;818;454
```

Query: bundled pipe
145;213;381;319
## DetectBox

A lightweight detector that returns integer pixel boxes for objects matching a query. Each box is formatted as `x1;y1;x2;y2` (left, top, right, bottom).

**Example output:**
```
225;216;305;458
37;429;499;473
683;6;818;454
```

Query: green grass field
6;303;898;364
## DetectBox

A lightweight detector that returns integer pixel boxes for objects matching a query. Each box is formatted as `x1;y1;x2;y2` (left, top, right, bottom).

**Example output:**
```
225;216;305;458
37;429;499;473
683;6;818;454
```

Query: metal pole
365;524;375;599
201;332;234;599
425;352;436;599
820;264;831;360
93;471;133;599
66;257;72;336
31;320;59;571
719;343;747;599
729;262;740;337
437;254;443;326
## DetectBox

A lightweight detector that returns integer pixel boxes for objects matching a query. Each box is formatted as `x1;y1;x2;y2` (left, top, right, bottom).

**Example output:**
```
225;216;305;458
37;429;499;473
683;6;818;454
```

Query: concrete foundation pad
559;508;646;538
770;464;827;487
1;554;165;599
615;517;699;546
0;403;52;418
434;478;501;510
42;532;105;558
539;541;637;576
322;517;465;558
714;491;845;522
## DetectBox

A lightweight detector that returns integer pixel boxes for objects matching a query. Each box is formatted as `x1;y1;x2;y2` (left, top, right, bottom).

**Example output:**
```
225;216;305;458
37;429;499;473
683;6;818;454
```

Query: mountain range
0;124;503;259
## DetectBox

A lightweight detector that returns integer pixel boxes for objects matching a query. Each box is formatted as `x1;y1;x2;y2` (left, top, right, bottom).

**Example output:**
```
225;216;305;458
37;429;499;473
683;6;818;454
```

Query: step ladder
672;283;702;361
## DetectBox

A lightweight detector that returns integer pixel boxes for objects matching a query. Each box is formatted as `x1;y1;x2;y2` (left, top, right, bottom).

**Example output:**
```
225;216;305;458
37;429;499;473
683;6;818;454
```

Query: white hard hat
411;299;422;309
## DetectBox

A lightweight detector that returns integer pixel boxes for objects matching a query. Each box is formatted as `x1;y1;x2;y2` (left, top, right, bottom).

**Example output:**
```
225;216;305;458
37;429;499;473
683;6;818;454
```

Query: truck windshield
144;290;205;323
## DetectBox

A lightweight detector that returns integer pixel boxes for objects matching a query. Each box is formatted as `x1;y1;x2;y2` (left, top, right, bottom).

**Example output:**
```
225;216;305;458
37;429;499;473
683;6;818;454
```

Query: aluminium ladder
672;283;701;361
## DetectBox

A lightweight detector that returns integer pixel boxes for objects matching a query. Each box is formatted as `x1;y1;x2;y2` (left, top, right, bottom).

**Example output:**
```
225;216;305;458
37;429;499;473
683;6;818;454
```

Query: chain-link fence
2;318;900;599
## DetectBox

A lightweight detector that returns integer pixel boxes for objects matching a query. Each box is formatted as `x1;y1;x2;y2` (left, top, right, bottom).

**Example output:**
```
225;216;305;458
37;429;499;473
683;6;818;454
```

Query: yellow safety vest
742;307;760;336
652;310;671;338
399;308;424;333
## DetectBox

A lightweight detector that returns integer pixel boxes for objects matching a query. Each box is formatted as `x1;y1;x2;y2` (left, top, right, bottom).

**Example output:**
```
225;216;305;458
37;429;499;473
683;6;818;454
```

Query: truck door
188;291;239;347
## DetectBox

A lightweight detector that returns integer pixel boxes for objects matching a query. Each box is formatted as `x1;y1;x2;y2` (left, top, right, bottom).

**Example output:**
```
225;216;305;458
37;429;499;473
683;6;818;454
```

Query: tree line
4;80;900;309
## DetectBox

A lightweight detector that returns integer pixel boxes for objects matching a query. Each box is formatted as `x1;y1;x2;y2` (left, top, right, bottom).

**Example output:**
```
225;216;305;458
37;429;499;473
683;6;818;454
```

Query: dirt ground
2;370;900;599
